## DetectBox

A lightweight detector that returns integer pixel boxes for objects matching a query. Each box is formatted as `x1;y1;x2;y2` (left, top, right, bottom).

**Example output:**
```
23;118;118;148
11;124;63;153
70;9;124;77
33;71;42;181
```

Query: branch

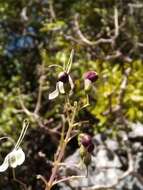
137;42;143;47
34;75;45;115
19;92;60;135
102;67;131;116
114;6;119;38
118;67;131;107
128;3;143;10
46;101;78;190
53;175;85;186
18;94;33;117
48;0;56;21
12;168;27;190
73;14;113;46
104;50;132;62
64;34;83;44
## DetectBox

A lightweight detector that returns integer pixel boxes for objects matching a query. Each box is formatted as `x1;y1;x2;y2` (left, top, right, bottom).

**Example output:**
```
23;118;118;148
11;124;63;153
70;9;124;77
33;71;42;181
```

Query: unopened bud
84;71;98;91
79;134;92;147
84;71;98;83
79;133;94;153
87;143;94;153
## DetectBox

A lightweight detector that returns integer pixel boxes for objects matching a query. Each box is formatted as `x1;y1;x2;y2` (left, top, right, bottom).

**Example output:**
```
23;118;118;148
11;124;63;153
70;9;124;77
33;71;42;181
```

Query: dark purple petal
80;134;92;147
87;143;94;153
84;71;98;82
58;72;69;83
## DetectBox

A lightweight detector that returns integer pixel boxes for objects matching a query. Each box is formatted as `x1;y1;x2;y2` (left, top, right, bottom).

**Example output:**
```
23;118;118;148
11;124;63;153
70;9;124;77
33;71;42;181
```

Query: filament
66;49;74;73
15;119;29;149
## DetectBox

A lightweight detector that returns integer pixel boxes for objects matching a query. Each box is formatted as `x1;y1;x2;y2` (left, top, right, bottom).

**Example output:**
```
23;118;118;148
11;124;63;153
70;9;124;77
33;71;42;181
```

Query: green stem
46;100;77;190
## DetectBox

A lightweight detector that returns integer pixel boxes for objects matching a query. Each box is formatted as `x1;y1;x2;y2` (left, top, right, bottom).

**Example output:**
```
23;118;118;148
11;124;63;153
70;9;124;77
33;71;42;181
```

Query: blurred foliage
0;0;143;189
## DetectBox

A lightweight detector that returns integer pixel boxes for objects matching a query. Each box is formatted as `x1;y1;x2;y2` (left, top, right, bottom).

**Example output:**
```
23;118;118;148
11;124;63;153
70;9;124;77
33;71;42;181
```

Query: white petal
8;148;25;168
49;85;59;100
68;75;74;90
0;148;25;171
84;79;91;91
21;7;28;21
8;149;18;168
15;148;25;166
0;156;9;172
58;81;65;94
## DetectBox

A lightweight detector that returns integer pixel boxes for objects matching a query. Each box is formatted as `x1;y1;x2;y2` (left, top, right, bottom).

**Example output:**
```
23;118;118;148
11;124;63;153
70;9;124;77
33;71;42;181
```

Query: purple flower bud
84;71;98;82
80;134;92;148
58;72;69;83
87;143;94;153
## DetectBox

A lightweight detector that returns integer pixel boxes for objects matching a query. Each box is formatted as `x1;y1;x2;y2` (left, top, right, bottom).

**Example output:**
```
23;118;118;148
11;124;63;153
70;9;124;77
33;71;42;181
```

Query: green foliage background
0;0;143;189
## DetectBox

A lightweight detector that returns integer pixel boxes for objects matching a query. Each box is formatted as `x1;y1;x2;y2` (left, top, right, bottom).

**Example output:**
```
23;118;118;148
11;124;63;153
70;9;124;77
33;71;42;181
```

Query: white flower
0;120;29;172
49;50;74;100
0;148;25;172
49;72;74;100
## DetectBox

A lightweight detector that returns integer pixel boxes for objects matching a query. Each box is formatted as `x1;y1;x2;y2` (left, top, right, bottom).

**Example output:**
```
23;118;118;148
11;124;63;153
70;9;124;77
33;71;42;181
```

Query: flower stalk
46;100;77;190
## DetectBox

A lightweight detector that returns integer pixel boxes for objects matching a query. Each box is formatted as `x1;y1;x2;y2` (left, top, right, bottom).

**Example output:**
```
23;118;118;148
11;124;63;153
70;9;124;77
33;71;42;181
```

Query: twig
19;94;33;117
104;50;132;62
34;76;45;115
48;0;56;21
118;68;131;107
19;93;60;135
53;175;85;185
12;168;27;190
137;42;143;47
74;14;112;46
114;6;119;38
37;175;48;186
103;67;131;116
104;50;121;61
46;101;78;190
128;3;143;10
64;34;83;44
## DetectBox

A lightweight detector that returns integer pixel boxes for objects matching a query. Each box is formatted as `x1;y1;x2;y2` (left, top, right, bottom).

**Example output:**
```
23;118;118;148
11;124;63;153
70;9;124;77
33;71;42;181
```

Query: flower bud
87;143;94;153
84;71;98;91
84;71;98;82
79;133;94;154
58;72;69;83
79;134;92;148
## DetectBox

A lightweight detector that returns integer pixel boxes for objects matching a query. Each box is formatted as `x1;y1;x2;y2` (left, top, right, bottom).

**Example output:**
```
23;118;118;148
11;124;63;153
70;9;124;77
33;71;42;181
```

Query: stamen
66;49;74;73
48;64;63;70
15;119;29;149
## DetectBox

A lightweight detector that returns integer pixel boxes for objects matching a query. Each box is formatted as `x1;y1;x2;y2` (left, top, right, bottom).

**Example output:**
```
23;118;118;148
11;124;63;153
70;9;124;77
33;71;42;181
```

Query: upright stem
46;100;77;190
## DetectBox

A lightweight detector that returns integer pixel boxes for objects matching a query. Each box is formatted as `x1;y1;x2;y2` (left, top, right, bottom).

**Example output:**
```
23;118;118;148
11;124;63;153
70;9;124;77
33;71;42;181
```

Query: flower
49;50;74;100
86;143;94;153
80;134;92;147
79;133;94;153
0;120;29;172
48;72;74;100
0;148;25;172
58;72;69;83
83;71;98;91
